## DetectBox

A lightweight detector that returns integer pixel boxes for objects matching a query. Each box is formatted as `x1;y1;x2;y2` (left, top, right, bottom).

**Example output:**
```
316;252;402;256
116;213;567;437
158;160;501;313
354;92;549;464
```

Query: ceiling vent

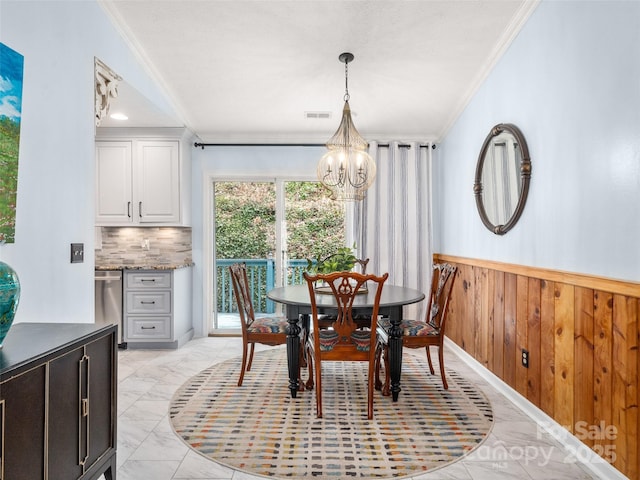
305;111;332;120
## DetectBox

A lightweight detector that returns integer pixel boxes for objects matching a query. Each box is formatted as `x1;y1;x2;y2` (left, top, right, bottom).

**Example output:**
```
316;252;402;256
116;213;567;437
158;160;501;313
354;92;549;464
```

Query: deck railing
217;258;309;314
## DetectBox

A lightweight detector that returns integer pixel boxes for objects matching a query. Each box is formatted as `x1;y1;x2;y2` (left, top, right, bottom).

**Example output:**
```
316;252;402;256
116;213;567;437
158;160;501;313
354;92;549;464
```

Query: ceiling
97;0;538;144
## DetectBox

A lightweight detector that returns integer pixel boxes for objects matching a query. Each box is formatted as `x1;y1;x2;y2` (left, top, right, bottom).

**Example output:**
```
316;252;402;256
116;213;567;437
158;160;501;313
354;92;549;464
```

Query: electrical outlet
70;243;84;263
521;348;529;368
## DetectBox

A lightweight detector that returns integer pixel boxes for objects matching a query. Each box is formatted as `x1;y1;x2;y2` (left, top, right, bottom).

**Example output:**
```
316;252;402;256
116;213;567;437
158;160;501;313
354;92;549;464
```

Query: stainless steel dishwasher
95;270;126;348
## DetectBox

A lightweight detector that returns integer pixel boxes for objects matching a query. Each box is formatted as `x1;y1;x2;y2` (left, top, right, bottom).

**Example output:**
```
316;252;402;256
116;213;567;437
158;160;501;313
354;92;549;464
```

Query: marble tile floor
103;336;606;480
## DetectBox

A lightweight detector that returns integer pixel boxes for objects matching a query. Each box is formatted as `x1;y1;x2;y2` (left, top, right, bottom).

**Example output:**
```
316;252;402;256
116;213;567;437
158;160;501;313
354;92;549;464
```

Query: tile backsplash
95;227;192;267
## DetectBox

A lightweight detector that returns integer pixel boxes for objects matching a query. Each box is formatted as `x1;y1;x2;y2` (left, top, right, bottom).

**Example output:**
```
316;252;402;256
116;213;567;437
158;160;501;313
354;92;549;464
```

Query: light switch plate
71;243;84;263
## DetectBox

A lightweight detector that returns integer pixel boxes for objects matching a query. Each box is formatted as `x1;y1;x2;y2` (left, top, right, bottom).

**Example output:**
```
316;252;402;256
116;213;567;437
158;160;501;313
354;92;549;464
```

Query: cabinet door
96;141;133;225
47;332;116;479
136;141;180;223
48;346;85;480
85;332;116;471
0;365;47;480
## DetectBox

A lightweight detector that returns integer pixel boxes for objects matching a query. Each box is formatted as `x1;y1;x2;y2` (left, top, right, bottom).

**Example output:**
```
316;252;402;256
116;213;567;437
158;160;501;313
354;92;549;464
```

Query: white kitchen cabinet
136;140;180;223
123;268;193;349
95;141;133;224
95;138;183;225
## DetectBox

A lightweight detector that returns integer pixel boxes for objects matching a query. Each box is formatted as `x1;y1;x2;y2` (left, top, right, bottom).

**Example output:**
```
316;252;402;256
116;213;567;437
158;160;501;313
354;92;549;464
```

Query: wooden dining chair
303;270;388;419
229;262;290;387
375;262;457;393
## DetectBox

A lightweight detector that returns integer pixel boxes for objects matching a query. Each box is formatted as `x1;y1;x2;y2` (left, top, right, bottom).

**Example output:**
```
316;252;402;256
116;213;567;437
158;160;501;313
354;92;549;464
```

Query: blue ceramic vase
0;261;20;348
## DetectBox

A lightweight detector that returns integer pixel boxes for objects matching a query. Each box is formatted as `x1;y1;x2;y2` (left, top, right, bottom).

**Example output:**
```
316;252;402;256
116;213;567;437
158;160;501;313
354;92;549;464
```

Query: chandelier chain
344;60;350;102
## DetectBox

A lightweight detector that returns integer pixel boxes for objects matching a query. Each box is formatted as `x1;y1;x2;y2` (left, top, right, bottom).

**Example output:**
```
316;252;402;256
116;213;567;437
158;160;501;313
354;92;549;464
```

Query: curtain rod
194;142;323;148
193;142;435;149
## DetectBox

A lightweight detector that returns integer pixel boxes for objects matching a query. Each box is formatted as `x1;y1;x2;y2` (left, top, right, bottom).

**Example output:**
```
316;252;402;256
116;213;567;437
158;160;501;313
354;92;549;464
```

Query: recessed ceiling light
110;112;129;121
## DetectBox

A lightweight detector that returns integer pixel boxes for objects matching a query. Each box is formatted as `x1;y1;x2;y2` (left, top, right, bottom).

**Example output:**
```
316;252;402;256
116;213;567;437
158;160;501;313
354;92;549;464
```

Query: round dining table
267;283;425;401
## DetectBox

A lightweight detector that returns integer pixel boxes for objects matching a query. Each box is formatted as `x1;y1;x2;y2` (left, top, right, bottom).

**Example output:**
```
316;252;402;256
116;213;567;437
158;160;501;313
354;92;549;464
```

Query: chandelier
317;53;376;201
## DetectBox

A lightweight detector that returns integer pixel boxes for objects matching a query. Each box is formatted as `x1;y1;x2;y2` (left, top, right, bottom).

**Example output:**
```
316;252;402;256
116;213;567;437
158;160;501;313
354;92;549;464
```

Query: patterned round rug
169;347;493;479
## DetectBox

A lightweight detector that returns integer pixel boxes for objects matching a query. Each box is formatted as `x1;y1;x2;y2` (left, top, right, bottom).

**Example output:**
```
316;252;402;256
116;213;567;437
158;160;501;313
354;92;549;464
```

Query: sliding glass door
214;181;276;329
212;180;345;331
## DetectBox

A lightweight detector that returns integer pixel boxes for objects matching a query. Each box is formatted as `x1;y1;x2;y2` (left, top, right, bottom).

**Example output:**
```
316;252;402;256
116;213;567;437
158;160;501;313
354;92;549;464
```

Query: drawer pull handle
140;301;156;305
141;279;156;282
141;326;156;330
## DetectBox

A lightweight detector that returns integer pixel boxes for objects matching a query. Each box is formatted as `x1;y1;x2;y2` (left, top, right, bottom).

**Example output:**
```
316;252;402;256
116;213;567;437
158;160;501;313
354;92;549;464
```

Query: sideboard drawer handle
141;326;156;330
140;301;156;305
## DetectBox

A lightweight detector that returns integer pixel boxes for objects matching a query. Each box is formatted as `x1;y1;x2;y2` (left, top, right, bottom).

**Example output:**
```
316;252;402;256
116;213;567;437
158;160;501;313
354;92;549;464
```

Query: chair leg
367;363;375;419
298;344;305;392
246;342;256;371
382;346;391;397
314;353;323;418
305;344;314;390
374;343;381;390
300;342;308;368
237;342;249;387
425;345;435;375
438;345;448;390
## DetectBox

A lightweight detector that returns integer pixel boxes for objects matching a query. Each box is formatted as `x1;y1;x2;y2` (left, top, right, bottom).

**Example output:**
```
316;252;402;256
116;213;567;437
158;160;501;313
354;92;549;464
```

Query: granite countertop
95;263;194;271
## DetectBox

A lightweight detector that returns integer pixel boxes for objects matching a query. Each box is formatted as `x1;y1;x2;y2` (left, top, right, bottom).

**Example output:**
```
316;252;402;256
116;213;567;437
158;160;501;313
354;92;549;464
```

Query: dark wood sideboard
0;323;117;480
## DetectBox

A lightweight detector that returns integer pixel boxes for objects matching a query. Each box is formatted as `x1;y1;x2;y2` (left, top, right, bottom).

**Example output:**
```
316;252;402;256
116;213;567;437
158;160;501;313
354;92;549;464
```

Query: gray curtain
347;141;432;319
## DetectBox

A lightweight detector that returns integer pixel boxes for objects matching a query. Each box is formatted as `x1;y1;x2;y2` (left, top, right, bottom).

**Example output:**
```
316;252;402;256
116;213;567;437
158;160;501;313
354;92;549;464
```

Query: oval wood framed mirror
473;123;532;235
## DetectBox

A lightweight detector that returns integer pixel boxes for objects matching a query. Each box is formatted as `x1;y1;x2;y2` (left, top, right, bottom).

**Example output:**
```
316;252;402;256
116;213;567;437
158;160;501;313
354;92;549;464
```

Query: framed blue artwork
0;42;24;244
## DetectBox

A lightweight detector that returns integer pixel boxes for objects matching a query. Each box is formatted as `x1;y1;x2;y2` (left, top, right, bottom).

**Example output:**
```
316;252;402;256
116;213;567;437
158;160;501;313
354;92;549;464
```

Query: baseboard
177;328;194;348
444;337;628;480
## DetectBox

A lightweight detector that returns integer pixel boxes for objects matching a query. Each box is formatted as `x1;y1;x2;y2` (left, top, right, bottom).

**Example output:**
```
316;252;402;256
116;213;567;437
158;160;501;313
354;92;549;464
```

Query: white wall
433;0;640;283
190;145;322;336
0;1;180;323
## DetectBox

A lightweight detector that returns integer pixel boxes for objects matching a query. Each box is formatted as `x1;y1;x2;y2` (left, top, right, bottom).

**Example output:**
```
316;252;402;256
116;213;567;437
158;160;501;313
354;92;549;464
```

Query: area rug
169;348;493;479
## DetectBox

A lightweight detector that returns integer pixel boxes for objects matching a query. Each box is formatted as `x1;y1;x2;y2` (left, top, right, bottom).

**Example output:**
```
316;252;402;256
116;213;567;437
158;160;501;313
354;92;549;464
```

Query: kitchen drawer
126;291;171;313
126;317;171;339
126;271;172;289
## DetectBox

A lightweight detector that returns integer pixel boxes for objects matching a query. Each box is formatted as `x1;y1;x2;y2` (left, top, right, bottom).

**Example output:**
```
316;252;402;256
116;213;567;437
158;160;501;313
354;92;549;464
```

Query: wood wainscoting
434;254;639;480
